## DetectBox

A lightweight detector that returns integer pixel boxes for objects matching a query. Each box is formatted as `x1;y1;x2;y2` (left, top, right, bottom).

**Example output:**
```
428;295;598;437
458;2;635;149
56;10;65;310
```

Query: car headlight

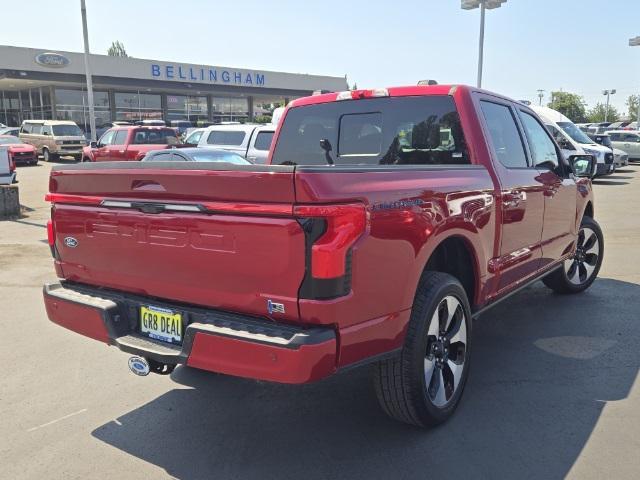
55;140;64;145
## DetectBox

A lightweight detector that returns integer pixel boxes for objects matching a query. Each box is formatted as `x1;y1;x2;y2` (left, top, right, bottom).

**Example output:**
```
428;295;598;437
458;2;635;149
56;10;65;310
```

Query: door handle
502;190;526;206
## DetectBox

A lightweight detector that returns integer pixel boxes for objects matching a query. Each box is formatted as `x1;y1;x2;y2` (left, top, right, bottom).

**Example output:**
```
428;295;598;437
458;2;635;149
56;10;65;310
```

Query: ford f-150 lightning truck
43;84;603;427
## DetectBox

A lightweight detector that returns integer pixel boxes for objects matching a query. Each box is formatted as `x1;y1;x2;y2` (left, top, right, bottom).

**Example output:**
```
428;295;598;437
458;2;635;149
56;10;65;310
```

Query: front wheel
42;148;50;162
373;272;472;427
543;216;604;294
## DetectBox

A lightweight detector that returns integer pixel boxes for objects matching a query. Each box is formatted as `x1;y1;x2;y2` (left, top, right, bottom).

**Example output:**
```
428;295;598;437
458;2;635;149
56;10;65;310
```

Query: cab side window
480;101;528;168
112;130;128;145
518;111;560;169
99;130;115;146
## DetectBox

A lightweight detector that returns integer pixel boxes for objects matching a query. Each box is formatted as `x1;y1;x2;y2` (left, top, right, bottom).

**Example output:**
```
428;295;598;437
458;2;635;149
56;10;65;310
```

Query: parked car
0;127;20;137
181;128;206;146
82;126;180;162
169;120;193;137
0;135;38;165
622;121;637;130
142;147;249;164
531;106;613;176
197;124;275;163
587;132;628;167
608;130;640;160
43;84;602;428
19;120;85;162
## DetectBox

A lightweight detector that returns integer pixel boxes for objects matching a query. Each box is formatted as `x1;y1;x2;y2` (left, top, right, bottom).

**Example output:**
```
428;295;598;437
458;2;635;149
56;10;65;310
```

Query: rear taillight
46;219;58;259
295;203;367;299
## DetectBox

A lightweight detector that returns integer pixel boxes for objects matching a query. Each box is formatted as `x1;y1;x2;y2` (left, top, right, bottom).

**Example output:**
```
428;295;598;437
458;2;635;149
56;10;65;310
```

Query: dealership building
0;45;348;129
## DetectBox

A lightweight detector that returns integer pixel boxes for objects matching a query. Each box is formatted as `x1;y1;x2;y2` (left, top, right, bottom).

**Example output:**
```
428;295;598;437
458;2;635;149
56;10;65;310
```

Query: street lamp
602;89;616;122
629;36;640;127
80;0;96;142
461;0;507;88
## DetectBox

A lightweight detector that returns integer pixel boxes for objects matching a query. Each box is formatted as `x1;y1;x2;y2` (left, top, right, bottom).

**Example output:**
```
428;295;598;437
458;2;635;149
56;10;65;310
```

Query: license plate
140;305;182;344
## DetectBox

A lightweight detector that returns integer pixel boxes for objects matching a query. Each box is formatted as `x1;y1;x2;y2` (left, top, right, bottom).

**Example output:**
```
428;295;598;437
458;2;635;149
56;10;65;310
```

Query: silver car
608;130;640;160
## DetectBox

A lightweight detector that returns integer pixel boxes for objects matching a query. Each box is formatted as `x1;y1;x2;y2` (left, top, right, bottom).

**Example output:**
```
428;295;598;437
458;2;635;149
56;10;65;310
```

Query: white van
530;106;614;176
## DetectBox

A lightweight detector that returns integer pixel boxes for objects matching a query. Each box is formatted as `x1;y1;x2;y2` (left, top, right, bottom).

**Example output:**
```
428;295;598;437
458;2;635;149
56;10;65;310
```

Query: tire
82;156;92;163
543;216;604;294
73;155;82;162
373;271;472;427
42;148;50;162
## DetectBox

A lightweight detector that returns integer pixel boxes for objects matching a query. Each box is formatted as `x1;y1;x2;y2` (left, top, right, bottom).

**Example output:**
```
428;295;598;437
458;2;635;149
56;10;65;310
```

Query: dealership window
211;97;248;123
166;95;208;123
55;88;111;134
0;91;21;126
115;92;162;121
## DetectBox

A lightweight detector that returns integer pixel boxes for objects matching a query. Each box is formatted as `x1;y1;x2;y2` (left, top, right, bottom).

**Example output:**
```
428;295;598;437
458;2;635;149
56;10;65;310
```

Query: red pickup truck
82;126;180;162
43;85;603;427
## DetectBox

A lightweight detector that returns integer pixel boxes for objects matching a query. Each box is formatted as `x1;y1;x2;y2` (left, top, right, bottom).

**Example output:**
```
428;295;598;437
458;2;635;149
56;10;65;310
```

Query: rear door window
479;101;528;168
131;128;178;144
271;96;469;166
253;131;274;151
207;130;246;146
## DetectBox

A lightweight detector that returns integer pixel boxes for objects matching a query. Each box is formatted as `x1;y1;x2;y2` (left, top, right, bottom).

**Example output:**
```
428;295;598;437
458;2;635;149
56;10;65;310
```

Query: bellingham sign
151;64;265;86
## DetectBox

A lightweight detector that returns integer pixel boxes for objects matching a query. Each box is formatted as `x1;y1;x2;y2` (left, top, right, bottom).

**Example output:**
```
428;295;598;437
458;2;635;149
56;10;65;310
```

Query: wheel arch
420;234;481;308
583;201;594;219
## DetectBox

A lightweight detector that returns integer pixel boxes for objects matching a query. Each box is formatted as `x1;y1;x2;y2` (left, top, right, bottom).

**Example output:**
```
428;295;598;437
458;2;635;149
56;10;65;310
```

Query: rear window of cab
271;96;469;166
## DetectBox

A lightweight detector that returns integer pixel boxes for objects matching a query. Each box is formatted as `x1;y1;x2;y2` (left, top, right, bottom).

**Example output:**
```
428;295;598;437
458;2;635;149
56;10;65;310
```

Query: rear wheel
543;216;603;294
42;148;50;162
373;271;471;427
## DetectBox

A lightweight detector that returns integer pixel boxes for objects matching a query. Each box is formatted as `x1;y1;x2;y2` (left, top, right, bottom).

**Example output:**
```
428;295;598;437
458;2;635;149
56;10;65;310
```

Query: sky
1;0;638;116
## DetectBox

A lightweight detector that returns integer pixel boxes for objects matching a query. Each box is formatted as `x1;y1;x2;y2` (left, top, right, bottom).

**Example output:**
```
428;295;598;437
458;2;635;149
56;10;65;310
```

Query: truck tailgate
48;162;305;321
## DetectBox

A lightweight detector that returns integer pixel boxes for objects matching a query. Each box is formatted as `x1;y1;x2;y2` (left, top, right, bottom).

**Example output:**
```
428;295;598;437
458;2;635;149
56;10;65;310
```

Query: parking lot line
26;408;88;432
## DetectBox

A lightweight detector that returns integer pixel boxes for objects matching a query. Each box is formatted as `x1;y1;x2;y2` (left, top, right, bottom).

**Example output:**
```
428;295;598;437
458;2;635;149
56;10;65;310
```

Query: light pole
629;36;640;128
80;0;96;142
461;0;507;88
537;89;545;106
602;89;616;122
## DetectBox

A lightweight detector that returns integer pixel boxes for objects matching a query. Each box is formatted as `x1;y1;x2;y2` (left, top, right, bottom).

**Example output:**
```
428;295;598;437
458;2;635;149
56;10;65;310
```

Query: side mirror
568;154;596;178
42;131;49;136
90;141;98;148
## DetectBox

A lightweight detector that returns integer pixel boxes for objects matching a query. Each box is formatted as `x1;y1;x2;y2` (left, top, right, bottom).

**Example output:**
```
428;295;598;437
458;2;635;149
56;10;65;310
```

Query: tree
626;94;639;120
107;41;128;57
586;102;620;123
350;82;358;90
547;91;587;123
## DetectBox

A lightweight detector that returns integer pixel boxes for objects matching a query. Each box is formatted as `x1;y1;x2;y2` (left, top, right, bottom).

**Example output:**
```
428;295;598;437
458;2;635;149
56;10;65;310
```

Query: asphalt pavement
1;159;638;479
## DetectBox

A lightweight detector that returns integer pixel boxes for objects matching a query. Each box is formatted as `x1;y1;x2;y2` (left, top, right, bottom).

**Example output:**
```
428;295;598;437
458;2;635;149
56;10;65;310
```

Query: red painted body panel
44;292;110;343
187;334;336;384
44;84;594;381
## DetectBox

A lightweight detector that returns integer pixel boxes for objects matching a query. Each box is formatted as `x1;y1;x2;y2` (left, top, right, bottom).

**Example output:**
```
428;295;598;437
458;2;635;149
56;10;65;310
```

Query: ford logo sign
128;356;150;376
34;52;70;68
64;236;78;248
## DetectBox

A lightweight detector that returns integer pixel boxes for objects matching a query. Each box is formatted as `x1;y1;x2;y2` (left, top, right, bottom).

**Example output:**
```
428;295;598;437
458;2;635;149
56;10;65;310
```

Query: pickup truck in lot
197;124;275;163
81;126;180;162
43;85;603;427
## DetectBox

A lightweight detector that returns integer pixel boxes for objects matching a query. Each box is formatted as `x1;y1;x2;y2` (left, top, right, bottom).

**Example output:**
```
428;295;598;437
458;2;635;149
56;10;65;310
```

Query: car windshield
189;151;249;164
557;122;594;144
52;124;83;136
0;136;21;144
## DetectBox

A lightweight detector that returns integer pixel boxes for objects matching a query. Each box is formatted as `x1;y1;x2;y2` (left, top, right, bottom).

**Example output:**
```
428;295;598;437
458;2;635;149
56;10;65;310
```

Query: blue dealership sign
151;64;265;86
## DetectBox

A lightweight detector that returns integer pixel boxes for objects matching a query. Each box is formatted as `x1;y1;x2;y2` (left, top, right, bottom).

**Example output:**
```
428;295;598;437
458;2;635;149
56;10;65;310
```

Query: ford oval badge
64;237;78;248
128;356;150;376
34;52;70;68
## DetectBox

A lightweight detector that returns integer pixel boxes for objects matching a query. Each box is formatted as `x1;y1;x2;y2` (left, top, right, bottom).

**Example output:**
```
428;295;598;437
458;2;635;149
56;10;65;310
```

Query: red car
0;135;38;166
82;126;180;162
43;85;602;427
